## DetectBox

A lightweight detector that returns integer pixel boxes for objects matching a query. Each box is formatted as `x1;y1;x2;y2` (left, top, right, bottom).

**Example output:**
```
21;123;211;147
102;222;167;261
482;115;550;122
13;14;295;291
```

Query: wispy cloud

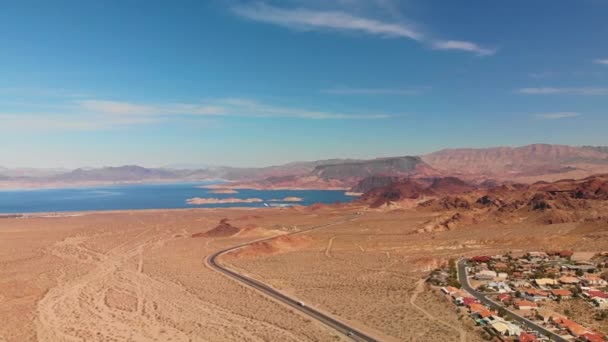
232;2;494;56
216;98;391;119
594;58;608;65
518;87;608;95
533;112;581;120
322;87;427;95
431;40;496;56
0;97;392;132
232;3;423;40
79;100;225;116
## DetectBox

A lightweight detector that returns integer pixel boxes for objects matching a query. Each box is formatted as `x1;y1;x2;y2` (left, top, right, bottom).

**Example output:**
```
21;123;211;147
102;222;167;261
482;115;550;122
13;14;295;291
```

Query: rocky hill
357;176;477;208
412;174;608;232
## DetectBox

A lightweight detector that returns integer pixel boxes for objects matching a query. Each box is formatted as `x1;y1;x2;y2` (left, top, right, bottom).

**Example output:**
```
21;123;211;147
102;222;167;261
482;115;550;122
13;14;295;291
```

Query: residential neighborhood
431;251;608;341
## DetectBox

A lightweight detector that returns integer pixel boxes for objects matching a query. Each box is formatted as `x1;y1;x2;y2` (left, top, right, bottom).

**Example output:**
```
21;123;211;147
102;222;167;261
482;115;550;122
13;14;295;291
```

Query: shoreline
0;206;284;218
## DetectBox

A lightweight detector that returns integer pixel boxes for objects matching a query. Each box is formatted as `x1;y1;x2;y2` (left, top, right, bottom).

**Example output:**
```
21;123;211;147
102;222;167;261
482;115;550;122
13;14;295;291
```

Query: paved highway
206;215;379;342
457;259;568;342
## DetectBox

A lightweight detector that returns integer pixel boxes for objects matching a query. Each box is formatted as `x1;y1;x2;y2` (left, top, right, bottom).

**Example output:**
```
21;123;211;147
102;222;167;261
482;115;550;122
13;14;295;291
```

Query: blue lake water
0;182;354;214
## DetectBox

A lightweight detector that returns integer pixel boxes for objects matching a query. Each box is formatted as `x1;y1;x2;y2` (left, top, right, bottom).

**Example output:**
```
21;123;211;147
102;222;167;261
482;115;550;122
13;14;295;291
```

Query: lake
0;182;354;214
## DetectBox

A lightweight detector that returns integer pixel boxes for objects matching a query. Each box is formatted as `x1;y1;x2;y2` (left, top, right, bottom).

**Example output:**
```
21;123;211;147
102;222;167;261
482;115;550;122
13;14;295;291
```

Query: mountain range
1;144;608;189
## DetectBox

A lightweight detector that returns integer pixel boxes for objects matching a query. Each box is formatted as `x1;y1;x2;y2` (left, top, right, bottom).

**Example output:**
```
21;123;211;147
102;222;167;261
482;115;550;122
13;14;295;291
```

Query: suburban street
207;215;379;342
457;259;568;342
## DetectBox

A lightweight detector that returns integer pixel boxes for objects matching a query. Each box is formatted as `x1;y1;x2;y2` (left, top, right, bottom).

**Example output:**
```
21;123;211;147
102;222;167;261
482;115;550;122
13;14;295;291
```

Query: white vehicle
297;301;305;307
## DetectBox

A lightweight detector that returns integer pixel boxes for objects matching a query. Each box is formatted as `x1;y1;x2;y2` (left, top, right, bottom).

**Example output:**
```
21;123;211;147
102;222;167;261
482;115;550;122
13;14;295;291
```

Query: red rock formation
192;219;240;238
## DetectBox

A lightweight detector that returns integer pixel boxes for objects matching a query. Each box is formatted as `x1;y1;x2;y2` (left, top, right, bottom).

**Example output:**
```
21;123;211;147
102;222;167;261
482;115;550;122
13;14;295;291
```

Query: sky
1;0;608;168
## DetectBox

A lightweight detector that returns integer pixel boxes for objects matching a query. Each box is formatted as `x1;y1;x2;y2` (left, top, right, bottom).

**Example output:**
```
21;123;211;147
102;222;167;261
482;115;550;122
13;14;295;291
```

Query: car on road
297;301;305;307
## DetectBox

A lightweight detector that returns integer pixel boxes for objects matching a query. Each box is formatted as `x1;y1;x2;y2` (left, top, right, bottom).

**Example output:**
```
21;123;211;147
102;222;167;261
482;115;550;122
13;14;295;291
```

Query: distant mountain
312;156;430;180
3;143;608;190
422;144;608;181
51;165;179;182
582;146;608;154
227;156;441;189
0;167;67;178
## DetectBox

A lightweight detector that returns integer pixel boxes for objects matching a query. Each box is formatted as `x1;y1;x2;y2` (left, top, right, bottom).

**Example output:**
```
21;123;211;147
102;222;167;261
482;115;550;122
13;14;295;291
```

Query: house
512;271;524;280
494;262;509;272
559;276;580;285
518;332;540;342
580;333;607;342
497;272;509;280
490;320;522;336
552;317;591;337
498;293;512;303
550;289;572;299
457;297;477;306
581;275;608;287
475;270;497;280
527;252;548;259
471;308;495;319
472;256;492;263
467;302;488;314
514;299;537;310
534;278;558;287
523;289;549;302
583;290;608;300
547;250;574;259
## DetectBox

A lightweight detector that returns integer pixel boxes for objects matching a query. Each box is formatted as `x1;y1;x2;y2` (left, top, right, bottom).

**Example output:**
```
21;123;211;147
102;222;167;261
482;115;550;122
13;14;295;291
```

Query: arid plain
2;201;607;342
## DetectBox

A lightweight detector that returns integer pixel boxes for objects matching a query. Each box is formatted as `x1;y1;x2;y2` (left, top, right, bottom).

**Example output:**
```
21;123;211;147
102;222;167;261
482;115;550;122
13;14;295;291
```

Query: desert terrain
1;190;607;341
0;208;353;342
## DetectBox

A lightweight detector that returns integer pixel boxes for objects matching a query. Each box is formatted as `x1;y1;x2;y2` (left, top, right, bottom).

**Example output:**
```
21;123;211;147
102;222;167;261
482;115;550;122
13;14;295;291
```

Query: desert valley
1;144;608;342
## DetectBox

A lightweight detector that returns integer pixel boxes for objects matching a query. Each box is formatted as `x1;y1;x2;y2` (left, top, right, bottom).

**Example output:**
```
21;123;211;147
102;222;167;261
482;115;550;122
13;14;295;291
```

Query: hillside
357;176;476;208
225;156;440;190
422;144;608;182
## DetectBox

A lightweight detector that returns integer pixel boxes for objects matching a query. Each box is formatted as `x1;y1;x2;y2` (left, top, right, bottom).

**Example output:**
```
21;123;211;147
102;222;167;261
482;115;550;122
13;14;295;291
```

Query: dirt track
1;209;344;342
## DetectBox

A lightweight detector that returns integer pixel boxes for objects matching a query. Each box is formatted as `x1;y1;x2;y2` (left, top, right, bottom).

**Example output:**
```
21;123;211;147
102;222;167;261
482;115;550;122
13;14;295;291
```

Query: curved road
457;259;568;342
206;215;379;342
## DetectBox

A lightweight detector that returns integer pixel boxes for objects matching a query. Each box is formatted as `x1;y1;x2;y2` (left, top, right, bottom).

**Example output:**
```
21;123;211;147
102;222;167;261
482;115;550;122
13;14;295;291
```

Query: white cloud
233;3;423;40
518;87;608;95
431;40;496;56
232;2;494;56
0;98;391;132
593;59;608;65
322;87;426;95
533;112;581;120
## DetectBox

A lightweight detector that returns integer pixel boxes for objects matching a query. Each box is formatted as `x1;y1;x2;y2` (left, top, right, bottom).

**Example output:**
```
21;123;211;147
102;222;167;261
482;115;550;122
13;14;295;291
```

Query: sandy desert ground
1;205;607;342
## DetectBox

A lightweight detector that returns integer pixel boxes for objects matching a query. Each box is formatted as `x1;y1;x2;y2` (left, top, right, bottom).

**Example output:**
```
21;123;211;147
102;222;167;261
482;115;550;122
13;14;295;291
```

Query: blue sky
1;0;607;168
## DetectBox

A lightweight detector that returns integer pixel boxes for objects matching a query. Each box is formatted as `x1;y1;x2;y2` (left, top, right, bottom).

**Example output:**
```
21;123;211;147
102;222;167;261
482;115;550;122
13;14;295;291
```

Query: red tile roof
580;333;606;342
553;318;590;337
551;289;572;297
462;297;477;305
514;299;537;308
519;332;540;342
498;293;511;302
587;290;608;299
